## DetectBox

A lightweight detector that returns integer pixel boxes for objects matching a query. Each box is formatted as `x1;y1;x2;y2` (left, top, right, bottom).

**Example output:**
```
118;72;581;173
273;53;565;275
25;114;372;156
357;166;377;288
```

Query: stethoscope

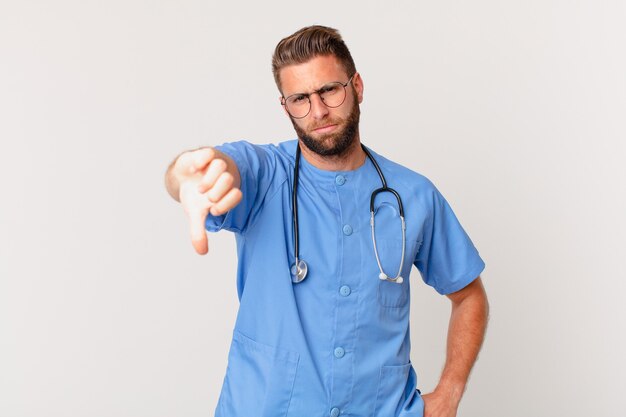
291;143;406;284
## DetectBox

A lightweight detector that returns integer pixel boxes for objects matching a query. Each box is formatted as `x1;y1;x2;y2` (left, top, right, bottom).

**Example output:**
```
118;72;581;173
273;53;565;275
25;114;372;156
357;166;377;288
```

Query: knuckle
193;148;214;168
231;188;243;202
219;171;234;184
213;202;227;215
207;190;220;203
212;158;227;172
175;152;191;172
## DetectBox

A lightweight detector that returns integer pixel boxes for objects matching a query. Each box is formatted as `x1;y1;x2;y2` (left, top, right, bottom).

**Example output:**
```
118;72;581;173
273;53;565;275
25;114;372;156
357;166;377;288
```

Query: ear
353;72;364;103
279;96;290;117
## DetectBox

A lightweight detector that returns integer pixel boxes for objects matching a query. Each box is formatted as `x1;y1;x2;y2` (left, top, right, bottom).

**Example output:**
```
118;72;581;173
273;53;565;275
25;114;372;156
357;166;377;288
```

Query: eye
288;94;308;104
320;84;340;95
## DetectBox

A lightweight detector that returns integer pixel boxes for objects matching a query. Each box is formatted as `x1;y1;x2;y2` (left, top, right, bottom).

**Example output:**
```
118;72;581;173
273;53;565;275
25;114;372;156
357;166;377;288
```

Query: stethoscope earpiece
378;272;403;284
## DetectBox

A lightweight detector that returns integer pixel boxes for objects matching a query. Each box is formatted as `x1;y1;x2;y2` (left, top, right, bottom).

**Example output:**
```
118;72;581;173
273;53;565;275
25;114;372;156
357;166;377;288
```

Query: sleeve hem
435;259;486;295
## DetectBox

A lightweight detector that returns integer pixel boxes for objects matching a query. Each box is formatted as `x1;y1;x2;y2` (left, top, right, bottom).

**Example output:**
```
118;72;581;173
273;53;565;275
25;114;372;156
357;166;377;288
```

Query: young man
165;26;489;417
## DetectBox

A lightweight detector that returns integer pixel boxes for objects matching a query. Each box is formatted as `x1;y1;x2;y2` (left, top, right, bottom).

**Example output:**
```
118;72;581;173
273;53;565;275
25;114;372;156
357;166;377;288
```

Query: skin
421;277;489;417
165;146;242;254
278;54;366;170
164;54;489;417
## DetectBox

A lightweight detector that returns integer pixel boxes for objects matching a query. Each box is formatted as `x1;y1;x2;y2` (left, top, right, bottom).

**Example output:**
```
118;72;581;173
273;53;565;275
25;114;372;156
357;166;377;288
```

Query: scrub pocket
216;331;299;417
373;363;424;417
376;238;410;308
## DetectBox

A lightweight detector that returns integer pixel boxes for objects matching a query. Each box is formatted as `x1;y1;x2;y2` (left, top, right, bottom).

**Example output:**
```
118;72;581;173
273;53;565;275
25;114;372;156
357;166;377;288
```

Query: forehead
280;55;349;95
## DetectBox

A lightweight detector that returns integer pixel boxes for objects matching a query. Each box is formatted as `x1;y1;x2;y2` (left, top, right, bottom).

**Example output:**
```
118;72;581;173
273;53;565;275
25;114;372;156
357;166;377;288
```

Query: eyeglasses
281;75;355;119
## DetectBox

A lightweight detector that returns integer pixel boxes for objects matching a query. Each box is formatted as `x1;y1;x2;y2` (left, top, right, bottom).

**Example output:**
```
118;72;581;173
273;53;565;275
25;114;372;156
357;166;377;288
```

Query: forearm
436;282;489;403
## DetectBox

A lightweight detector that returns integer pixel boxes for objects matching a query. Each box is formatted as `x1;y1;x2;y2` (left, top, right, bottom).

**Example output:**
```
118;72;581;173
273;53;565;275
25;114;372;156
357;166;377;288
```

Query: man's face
279;55;364;157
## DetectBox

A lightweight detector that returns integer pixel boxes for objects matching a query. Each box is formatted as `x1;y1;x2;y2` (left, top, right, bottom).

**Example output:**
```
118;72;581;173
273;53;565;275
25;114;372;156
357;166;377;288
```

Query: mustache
308;118;342;131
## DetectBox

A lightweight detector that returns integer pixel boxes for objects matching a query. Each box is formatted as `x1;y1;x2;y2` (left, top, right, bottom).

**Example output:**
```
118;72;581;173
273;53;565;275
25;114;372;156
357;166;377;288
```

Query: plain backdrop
1;1;625;416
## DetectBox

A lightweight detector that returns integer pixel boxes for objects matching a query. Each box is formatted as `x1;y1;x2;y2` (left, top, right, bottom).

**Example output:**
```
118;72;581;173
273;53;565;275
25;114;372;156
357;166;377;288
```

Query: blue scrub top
206;140;485;417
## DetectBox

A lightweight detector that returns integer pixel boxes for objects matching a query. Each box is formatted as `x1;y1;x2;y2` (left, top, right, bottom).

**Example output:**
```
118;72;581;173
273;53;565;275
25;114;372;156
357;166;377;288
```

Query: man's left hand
421;389;461;417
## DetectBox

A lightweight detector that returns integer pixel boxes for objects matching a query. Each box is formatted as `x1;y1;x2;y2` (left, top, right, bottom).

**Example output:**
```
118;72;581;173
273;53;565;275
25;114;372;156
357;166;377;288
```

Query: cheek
292;118;308;132
333;105;353;122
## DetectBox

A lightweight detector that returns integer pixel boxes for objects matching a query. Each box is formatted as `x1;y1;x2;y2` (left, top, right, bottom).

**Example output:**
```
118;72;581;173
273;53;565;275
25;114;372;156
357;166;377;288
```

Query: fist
173;147;242;254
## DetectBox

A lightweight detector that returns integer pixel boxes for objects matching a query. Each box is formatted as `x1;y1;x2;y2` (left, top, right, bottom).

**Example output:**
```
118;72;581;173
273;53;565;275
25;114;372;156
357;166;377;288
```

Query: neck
298;135;366;171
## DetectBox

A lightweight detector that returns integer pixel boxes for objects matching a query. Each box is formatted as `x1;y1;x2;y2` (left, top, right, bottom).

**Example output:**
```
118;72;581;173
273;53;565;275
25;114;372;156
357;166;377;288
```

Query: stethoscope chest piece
290;143;405;285
291;259;308;283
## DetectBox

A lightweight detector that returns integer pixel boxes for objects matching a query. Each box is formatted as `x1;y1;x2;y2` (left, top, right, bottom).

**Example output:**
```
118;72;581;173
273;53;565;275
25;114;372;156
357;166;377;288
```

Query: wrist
434;379;466;404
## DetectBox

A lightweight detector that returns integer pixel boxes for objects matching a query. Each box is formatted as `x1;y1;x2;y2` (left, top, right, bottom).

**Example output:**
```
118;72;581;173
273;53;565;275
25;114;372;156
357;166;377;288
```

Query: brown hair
272;25;357;92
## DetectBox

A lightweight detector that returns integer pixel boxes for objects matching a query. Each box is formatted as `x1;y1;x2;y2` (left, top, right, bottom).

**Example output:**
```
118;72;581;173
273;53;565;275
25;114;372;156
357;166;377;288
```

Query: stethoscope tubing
291;143;406;284
291;145;306;282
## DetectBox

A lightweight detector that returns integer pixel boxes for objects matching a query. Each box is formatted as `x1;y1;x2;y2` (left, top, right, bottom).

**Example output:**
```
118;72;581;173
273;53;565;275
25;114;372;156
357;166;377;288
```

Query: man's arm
422;276;489;417
164;146;242;254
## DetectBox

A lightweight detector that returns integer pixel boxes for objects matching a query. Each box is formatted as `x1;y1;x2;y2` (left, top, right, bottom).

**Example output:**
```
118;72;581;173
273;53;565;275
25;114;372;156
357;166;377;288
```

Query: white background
1;1;625;416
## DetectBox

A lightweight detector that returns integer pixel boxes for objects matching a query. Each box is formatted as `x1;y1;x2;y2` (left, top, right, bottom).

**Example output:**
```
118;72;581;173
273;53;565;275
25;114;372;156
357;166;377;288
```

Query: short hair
272;25;357;92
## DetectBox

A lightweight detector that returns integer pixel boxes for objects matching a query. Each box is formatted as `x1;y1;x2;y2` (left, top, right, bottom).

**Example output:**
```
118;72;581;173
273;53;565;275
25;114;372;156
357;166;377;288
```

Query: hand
172;148;242;255
421;388;461;417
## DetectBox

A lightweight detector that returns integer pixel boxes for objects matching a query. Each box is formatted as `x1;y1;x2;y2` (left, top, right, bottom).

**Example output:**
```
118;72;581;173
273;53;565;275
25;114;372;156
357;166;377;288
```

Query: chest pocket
371;201;411;308
376;238;410;307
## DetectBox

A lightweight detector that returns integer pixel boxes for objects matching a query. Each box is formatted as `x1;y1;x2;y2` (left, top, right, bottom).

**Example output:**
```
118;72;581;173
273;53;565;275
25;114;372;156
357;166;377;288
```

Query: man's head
272;26;363;158
272;26;357;92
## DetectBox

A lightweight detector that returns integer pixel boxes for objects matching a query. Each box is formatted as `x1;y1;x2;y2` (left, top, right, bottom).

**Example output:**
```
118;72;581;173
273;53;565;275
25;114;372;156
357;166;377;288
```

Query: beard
290;97;361;158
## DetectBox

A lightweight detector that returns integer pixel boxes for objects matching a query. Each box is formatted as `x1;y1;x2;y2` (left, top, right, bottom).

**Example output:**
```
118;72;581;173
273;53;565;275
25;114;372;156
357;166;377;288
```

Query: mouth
312;124;338;134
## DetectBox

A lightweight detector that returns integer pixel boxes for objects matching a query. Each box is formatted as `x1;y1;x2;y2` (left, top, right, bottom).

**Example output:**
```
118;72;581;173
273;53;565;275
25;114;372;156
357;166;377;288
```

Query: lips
312;124;338;133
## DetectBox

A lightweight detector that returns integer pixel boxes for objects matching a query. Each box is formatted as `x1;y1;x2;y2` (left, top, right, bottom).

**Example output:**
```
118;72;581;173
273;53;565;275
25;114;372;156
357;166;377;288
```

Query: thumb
188;209;209;255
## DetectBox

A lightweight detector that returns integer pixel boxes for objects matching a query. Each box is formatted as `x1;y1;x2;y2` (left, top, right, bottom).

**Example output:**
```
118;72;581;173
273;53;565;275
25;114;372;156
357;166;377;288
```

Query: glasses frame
281;74;355;119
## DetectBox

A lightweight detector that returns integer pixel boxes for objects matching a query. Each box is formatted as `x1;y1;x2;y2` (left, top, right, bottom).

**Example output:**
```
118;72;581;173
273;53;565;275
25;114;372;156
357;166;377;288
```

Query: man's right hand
170;148;242;255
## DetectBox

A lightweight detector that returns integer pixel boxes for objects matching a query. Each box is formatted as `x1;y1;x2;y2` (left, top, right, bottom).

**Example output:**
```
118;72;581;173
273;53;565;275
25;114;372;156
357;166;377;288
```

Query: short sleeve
414;186;485;295
204;141;283;234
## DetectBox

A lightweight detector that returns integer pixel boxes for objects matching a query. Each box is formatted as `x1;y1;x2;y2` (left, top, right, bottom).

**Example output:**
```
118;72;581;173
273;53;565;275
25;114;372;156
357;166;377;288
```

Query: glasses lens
319;82;346;108
283;79;350;118
285;94;310;118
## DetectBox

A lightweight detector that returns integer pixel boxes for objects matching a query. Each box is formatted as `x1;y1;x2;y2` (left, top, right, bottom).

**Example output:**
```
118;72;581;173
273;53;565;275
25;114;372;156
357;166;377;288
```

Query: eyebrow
284;77;350;98
283;82;331;97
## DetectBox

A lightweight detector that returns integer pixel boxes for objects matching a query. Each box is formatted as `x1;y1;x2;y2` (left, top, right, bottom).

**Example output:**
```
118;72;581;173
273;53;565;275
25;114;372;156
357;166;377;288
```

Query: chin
302;131;357;157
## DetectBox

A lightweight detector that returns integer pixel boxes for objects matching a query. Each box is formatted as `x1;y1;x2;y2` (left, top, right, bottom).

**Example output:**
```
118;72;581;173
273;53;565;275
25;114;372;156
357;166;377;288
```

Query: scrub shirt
206;139;485;417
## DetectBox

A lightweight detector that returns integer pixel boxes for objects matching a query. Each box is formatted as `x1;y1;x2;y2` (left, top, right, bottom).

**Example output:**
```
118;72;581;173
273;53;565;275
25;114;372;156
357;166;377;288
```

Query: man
165;25;488;417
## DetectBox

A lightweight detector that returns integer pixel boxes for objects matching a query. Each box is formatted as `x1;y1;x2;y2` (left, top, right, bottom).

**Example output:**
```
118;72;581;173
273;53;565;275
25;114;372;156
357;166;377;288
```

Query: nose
308;93;329;120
